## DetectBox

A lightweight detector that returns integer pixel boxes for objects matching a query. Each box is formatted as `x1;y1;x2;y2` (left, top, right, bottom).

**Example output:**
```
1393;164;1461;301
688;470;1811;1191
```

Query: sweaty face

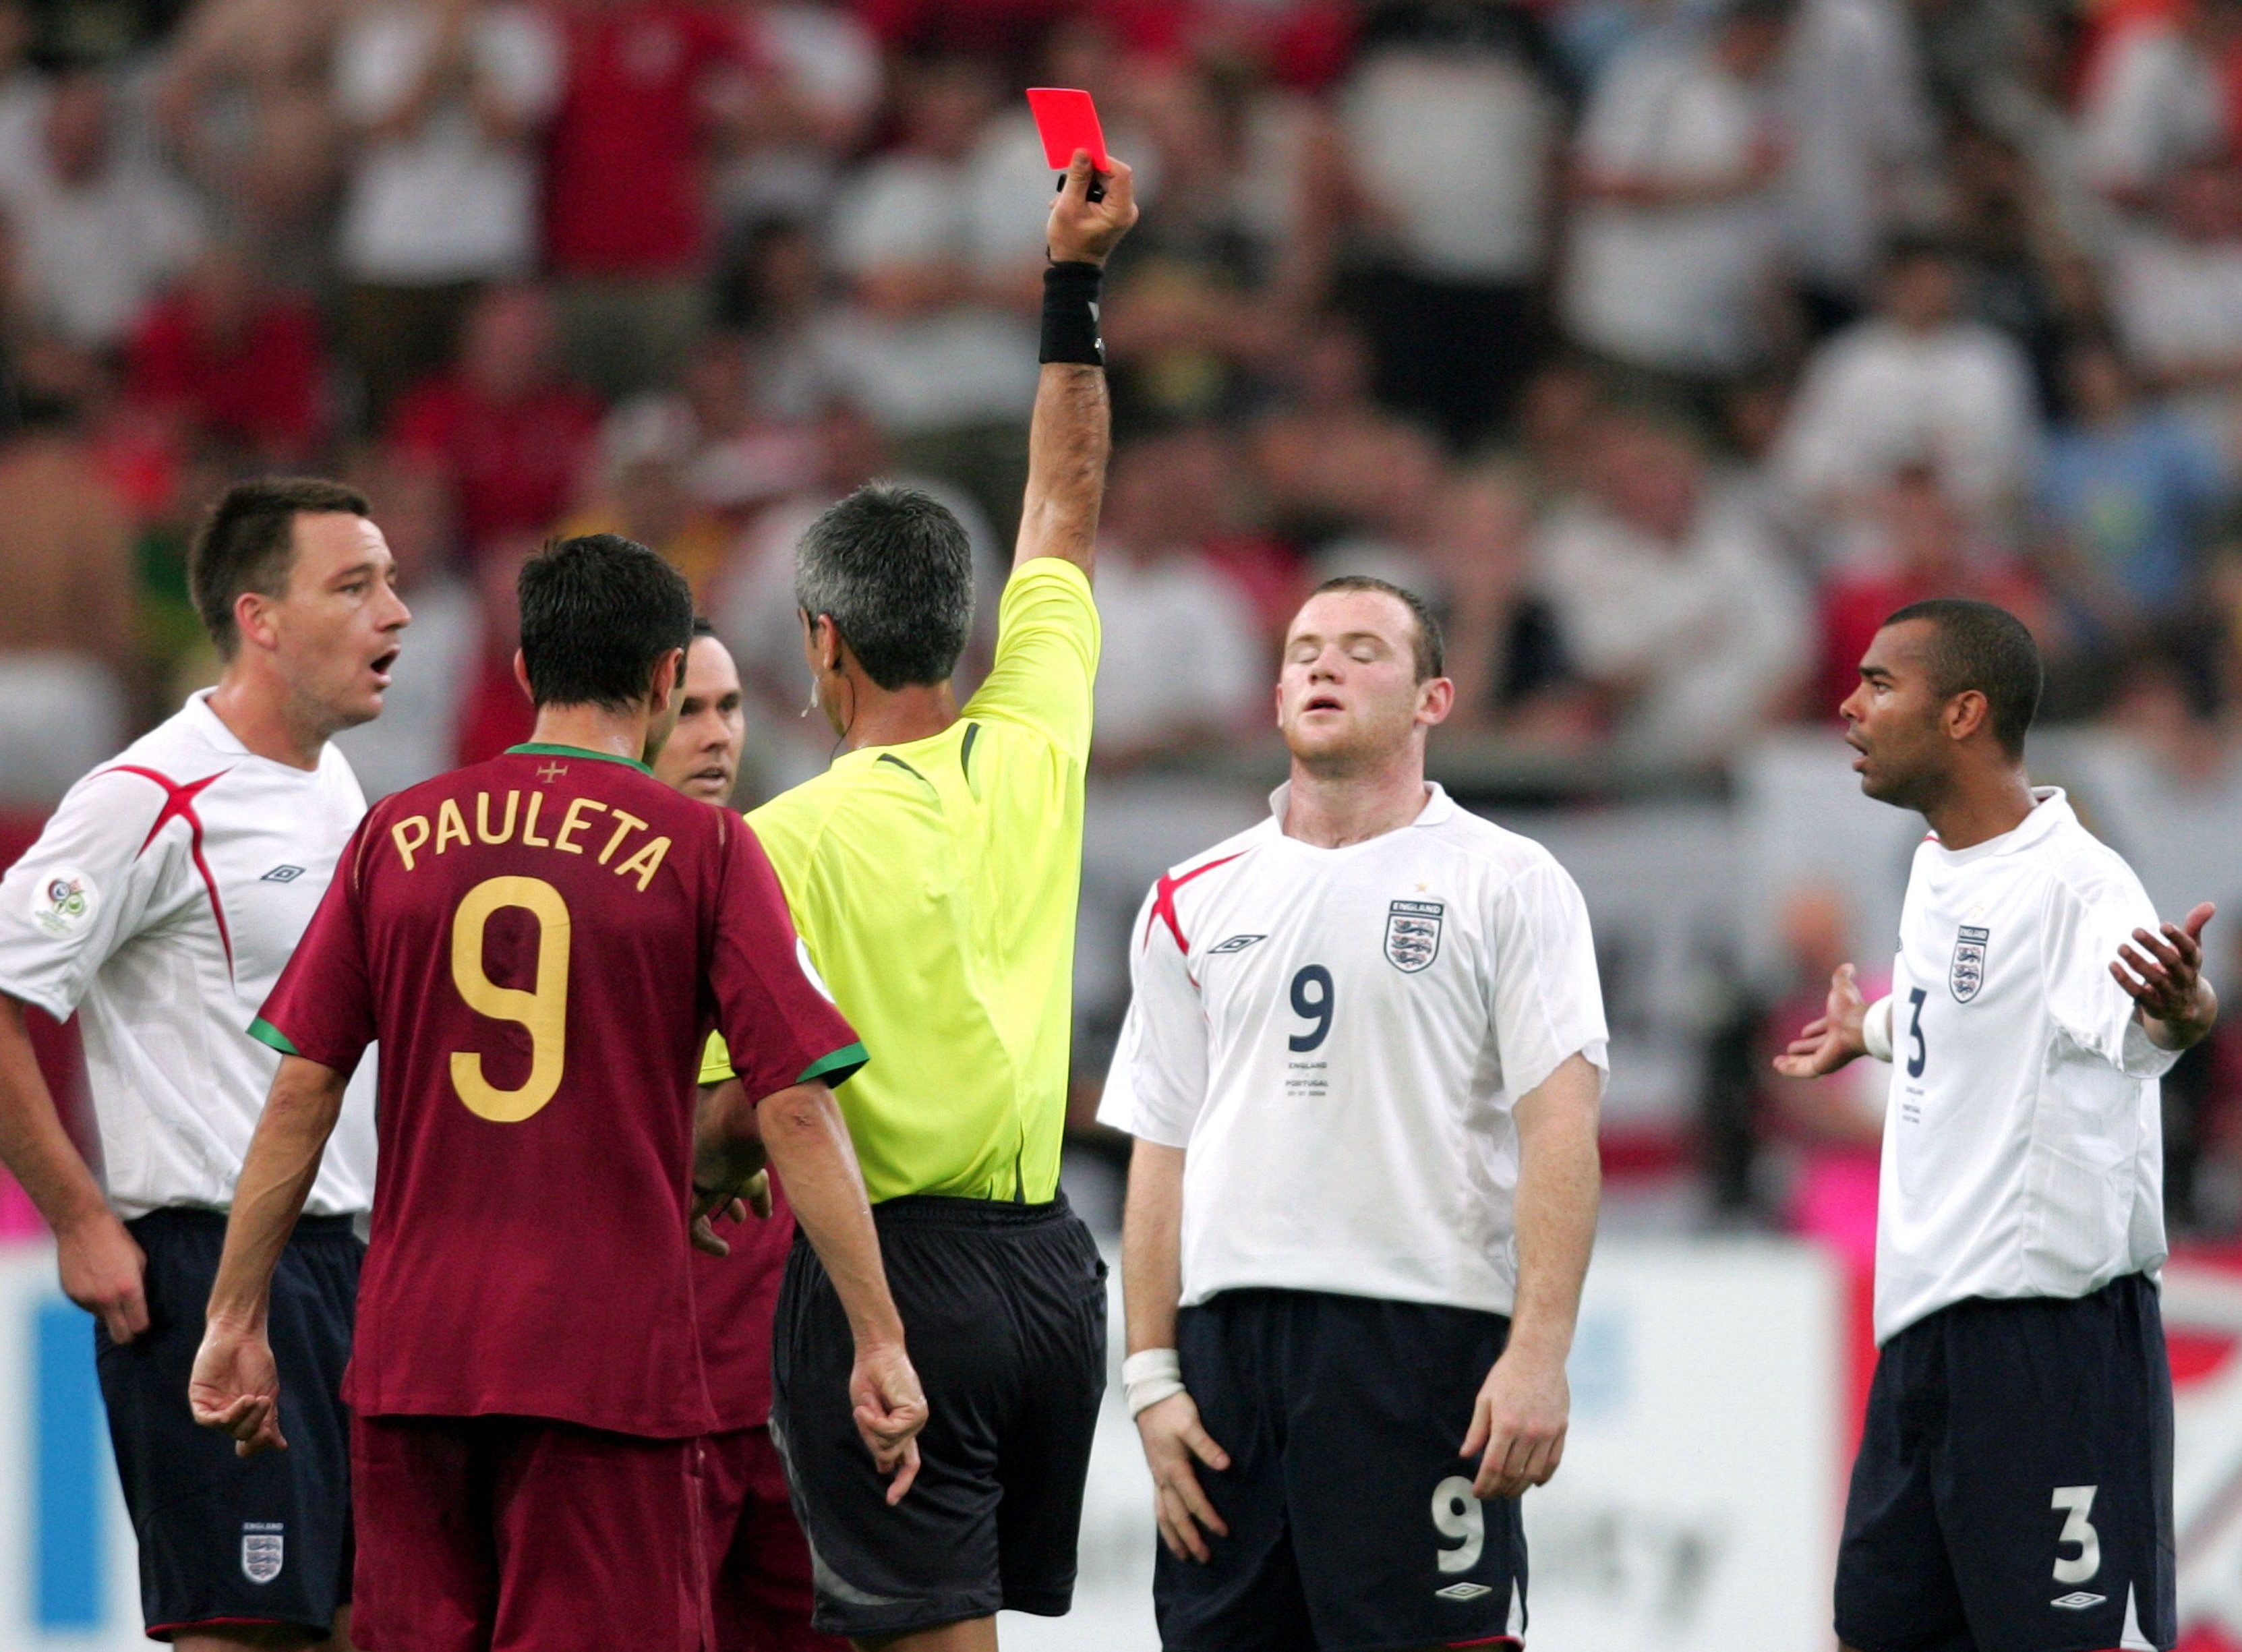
1840;620;1954;809
655;635;746;803
265;512;410;736
1276;591;1444;770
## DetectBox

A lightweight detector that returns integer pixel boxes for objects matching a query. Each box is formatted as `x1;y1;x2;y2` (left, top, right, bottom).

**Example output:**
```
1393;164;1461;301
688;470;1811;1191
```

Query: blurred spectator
156;0;343;283
713;0;881;229
1416;467;1587;738
1753;883;1886;1268
715;216;833;421
2081;0;2242;212
1252;316;1443;542
2039;339;2225;635
0;68;202;352
0;378;134;802
658;328;821;514
451;527;541;763
1562;0;1794;406
1813;461;2043;715
125;243;329;466
388;281;603;559
2105;152;2242;427
1091;431;1268;769
1775;235;2042;551
1776;0;1935;336
542;0;752;399
334;0;562;424
817;53;1038;531
332;446;478;798
556;396;737;596
1340;0;1563;446
1535;408;1810;765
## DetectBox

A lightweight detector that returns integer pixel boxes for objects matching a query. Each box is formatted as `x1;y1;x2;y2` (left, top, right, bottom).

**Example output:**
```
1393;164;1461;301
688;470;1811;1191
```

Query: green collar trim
798;1041;869;1088
507;742;653;775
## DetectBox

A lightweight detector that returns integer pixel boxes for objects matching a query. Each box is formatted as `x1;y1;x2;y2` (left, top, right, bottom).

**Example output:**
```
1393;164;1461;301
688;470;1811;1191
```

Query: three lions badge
1386;900;1444;973
1950;925;1990;1003
241;1523;284;1585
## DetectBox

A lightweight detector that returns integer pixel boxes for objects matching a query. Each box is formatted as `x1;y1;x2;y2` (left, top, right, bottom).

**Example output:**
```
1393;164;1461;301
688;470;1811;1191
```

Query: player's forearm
755;1082;906;1350
206;1056;347;1331
0;992;111;1233
1012;362;1109;575
1506;1054;1601;1367
1121;1139;1186;1355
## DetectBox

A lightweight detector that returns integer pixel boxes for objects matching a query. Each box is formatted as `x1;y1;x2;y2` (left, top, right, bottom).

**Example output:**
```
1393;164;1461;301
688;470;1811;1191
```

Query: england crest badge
1950;925;1989;1003
1386;899;1444;973
241;1523;284;1585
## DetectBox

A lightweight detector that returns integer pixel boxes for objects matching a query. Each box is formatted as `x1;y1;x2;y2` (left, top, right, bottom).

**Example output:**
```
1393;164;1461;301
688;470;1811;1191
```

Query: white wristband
1861;995;1894;1063
1122;1348;1186;1417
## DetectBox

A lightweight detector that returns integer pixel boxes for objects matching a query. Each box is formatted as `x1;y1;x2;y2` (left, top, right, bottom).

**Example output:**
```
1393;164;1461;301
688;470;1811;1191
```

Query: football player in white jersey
1100;575;1608;1651
1778;599;2214;1652
0;479;407;1652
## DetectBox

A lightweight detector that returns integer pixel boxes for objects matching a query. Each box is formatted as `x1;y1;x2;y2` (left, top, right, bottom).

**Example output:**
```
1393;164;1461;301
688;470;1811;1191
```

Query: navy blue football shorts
95;1208;361;1642
1836;1272;2175;1652
1156;1287;1527;1652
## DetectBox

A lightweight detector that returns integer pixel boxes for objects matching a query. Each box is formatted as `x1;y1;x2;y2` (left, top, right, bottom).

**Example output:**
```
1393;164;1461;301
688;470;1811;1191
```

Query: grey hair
795;484;975;690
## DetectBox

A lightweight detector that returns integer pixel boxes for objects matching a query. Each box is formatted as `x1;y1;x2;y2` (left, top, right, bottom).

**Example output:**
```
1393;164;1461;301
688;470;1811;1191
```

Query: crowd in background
7;0;2242;1235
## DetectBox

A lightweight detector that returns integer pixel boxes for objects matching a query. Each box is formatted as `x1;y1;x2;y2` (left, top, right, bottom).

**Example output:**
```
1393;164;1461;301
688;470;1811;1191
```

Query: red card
1027;87;1110;171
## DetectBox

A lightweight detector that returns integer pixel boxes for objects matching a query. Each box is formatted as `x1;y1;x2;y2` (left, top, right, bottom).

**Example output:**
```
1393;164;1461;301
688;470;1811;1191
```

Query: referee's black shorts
96;1208;361;1642
769;1191;1106;1639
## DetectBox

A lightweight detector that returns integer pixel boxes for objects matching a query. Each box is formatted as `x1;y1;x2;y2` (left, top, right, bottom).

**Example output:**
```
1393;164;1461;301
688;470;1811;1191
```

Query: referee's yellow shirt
700;558;1098;1204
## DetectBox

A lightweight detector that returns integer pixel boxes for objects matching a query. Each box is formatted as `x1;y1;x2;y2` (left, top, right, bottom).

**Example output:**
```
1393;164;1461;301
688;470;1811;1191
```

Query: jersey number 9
450;876;572;1122
1289;965;1334;1053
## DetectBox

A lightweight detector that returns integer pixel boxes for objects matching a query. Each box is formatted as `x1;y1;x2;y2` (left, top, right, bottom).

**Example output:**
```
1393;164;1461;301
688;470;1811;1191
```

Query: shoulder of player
2028;823;2152;919
1422;806;1573;894
1152;819;1275;896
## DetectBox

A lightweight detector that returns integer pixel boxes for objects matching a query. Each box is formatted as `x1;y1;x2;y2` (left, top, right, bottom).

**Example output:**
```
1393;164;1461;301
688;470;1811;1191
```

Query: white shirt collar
1929;785;2071;864
1268;780;1456;839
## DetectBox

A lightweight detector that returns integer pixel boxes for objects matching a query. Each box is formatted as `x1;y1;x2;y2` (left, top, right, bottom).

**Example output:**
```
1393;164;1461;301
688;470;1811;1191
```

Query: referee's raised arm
1014;149;1137;577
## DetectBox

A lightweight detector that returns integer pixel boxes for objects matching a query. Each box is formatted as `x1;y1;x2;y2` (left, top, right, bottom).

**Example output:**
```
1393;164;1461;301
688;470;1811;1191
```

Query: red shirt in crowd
254;745;865;1439
1815;565;2046;721
127;291;327;463
543;1;748;276
388;374;603;558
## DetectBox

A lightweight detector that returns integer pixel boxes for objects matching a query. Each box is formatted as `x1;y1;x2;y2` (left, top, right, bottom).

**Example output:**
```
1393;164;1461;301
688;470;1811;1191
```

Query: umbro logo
260;865;305;883
1208;934;1266;955
2051;1591;2105;1610
1434;1581;1492;1601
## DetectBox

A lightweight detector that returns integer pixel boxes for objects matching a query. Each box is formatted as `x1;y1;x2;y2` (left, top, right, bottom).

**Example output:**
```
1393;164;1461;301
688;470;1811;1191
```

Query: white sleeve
1108;881;1211;1147
0;769;179;1020
1487;858;1611;1101
2039;860;2179;1080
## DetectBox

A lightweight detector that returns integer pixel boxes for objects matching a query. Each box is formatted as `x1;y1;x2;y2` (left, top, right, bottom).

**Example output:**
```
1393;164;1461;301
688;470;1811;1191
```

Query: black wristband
1040;260;1104;367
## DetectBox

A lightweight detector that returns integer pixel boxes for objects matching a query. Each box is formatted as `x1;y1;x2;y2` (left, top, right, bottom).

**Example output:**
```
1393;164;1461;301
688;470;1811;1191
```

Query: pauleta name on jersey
389;790;672;890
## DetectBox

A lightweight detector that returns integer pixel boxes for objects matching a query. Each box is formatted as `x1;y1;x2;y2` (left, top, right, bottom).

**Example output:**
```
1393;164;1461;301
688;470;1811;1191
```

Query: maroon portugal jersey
254;744;864;1438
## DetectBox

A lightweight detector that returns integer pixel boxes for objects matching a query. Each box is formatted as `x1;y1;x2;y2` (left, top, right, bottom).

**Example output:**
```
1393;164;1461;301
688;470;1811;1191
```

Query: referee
700;151;1135;1647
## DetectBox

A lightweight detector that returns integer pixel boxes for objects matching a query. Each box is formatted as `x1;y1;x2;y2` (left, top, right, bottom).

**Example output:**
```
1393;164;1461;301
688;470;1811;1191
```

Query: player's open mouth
1304;695;1343;714
370;649;399;686
691;767;729;786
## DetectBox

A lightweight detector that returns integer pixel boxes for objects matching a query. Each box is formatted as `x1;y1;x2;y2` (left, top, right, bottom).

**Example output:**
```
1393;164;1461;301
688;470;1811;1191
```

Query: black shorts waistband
868;1191;1075;1232
127;1208;360;1241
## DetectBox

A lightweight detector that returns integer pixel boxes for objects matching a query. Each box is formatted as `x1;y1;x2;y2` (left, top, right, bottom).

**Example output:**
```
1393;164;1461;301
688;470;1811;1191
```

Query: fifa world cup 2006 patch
241;1523;285;1585
30;867;96;936
1386;899;1444;974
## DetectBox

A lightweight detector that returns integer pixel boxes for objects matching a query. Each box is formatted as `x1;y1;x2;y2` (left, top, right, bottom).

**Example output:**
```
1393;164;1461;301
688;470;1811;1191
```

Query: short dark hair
1883;598;2041;757
519;534;695;711
1305;575;1446;682
188;477;371;656
692;616;717;642
796;485;973;690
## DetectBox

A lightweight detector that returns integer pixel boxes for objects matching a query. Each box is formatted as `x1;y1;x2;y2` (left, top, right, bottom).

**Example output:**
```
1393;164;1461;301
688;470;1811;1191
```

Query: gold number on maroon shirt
448;876;571;1122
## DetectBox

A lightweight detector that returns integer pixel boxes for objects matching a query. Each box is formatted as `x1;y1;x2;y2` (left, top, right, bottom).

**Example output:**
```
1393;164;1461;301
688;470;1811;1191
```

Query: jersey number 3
450;876;572;1122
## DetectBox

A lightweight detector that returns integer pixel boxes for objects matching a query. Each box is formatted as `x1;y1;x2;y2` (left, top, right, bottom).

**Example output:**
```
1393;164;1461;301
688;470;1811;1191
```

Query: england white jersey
1870;788;2173;1344
1098;784;1608;1316
0;691;378;1218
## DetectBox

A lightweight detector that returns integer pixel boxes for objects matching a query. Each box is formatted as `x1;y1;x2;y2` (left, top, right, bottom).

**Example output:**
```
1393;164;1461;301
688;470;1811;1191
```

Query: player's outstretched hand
2115;901;2220;1049
1046;149;1137;267
56;1208;148;1344
188;1320;287;1458
1773;962;1870;1079
850;1340;928;1506
1135;1390;1231;1562
1463;1348;1567;1500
